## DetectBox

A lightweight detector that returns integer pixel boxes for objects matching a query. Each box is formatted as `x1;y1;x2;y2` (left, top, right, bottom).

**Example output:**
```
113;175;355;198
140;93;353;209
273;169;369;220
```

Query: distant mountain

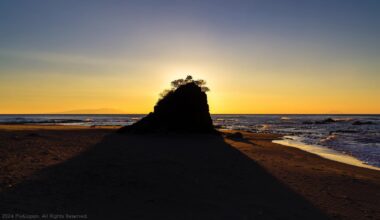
326;110;344;114
53;108;126;114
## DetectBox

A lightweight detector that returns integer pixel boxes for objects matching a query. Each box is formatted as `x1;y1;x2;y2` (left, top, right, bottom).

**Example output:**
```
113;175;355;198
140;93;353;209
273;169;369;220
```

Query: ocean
0;114;379;169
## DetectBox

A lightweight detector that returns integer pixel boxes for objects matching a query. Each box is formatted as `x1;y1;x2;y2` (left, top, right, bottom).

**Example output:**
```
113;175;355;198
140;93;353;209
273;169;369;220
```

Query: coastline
0;125;379;219
273;136;380;171
225;130;380;219
1;114;379;169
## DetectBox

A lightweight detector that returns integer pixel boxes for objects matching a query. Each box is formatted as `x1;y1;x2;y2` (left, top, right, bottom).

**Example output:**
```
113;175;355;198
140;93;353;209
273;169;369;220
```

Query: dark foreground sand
0;125;379;219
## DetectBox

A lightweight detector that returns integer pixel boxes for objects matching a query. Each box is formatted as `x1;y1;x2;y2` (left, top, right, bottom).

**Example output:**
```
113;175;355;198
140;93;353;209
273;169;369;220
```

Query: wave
331;117;354;122
280;116;291;120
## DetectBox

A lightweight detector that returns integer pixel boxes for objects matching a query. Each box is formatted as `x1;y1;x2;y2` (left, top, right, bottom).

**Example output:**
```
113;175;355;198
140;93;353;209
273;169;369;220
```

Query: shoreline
224;130;380;219
1;114;378;170
2;124;378;171
221;128;380;172
273;135;380;171
0;125;379;219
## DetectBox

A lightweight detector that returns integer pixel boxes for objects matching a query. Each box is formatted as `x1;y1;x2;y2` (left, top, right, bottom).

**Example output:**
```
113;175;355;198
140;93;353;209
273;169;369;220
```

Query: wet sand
0;125;379;219
225;131;380;219
274;137;380;171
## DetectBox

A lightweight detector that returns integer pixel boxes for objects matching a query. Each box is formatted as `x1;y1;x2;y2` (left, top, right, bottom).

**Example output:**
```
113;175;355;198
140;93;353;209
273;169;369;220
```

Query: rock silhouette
352;120;374;125
118;78;216;133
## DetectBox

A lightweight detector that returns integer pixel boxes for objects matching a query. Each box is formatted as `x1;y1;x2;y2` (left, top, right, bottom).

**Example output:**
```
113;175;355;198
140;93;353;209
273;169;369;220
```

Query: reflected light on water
274;136;380;171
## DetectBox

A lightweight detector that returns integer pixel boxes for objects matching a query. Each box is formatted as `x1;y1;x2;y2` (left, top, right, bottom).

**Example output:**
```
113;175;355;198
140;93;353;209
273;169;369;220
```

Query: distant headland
52;108;126;114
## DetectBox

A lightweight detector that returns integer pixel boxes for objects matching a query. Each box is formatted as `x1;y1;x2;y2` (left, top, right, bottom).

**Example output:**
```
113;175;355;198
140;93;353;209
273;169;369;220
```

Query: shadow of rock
0;134;327;219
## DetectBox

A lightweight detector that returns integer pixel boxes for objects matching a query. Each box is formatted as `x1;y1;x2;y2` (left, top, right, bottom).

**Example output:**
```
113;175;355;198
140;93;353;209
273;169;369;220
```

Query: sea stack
118;76;216;134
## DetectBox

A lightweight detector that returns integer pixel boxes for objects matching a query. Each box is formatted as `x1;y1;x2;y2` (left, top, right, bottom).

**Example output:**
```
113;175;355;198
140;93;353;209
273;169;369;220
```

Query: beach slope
0;125;325;219
1;125;379;219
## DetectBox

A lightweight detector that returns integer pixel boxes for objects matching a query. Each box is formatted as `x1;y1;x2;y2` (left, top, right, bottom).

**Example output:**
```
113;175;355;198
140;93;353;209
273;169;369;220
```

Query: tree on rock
169;75;210;94
118;75;216;134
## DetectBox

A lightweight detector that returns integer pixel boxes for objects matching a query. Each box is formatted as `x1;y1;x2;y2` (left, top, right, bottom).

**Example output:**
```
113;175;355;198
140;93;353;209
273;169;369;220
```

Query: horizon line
0;113;379;115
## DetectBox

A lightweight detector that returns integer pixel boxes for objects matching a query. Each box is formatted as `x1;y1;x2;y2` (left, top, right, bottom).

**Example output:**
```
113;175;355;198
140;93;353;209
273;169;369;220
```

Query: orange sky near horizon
1;68;379;114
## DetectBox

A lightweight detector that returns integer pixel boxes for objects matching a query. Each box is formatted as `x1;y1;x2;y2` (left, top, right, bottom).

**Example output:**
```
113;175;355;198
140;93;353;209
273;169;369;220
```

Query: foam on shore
274;136;380;171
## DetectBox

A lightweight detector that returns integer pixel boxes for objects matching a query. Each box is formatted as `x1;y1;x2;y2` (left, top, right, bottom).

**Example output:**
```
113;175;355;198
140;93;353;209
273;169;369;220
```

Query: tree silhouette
170;79;185;89
185;75;193;82
163;75;209;95
172;76;208;89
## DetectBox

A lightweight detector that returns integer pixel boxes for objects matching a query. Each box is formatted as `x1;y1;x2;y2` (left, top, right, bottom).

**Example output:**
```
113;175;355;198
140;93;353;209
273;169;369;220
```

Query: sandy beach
225;131;380;219
0;125;379;219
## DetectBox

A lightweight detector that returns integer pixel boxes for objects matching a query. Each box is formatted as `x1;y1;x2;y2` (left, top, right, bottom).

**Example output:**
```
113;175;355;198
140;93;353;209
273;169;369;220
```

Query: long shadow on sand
0;133;327;219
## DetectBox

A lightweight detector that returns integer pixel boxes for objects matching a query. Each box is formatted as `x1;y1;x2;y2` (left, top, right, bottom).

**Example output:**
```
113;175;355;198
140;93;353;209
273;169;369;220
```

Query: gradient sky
0;0;379;114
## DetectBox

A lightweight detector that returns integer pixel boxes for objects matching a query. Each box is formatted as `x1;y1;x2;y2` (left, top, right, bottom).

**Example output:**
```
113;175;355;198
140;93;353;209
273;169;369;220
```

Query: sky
0;0;379;114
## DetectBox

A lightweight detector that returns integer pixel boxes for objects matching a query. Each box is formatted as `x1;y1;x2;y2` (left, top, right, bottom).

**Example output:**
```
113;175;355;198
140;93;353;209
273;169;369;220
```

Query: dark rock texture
118;82;216;133
352;121;374;125
315;118;337;124
225;132;244;140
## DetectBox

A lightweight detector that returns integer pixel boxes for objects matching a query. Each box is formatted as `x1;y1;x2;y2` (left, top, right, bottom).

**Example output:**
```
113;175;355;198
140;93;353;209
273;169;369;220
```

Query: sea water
0;114;379;169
